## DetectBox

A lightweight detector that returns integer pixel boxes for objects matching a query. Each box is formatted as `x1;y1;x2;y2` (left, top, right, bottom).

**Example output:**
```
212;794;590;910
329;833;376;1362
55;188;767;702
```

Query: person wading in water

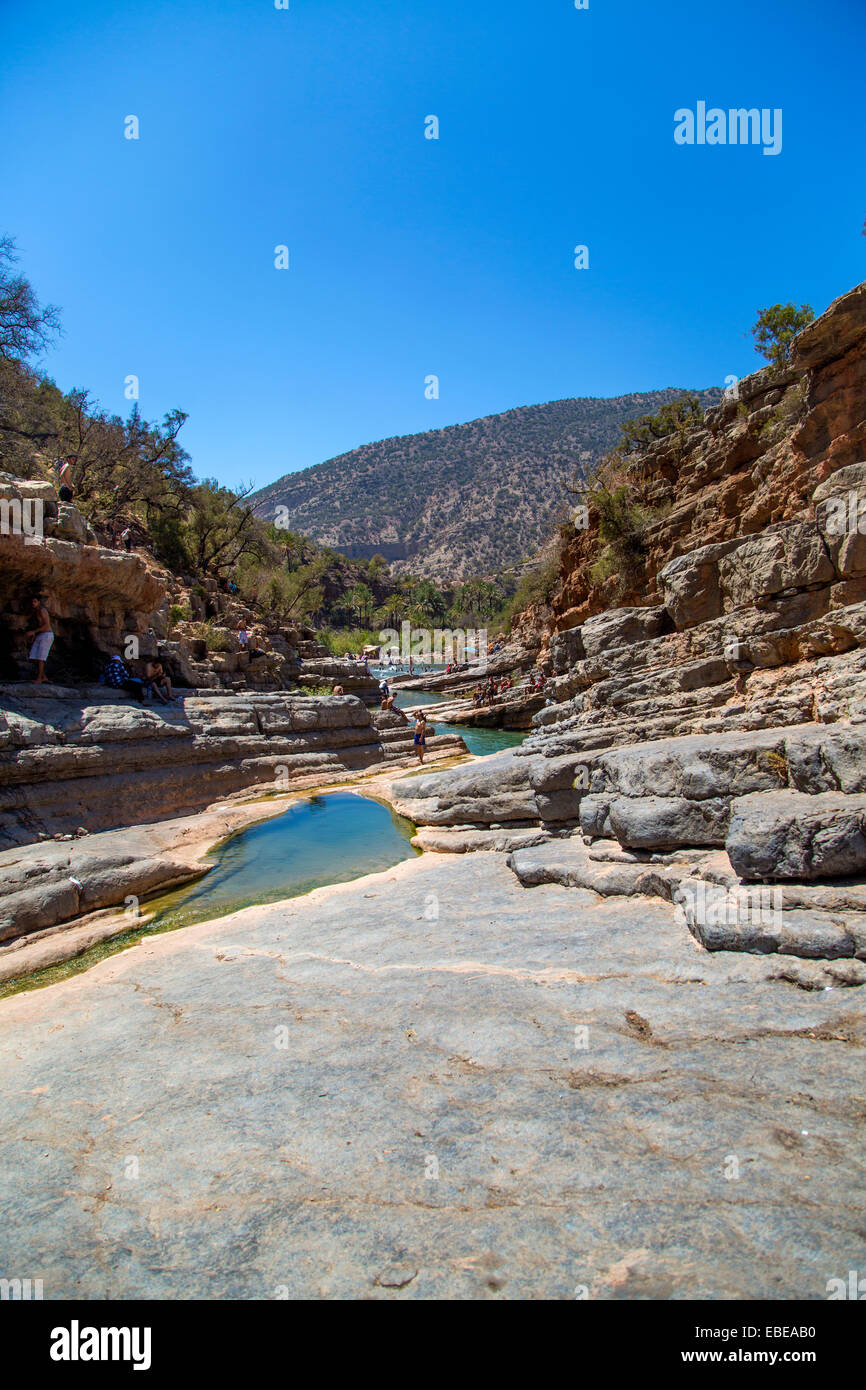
413;711;428;764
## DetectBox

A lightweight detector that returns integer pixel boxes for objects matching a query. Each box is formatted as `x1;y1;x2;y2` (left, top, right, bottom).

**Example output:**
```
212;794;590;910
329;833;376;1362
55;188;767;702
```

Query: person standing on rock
26;595;54;684
413;711;428;763
56;455;76;502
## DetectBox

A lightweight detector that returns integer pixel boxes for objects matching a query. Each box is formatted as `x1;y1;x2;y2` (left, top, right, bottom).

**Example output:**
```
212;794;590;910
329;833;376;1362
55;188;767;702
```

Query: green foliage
616;394;704;456
498;554;560;631
168;602;192;630
184;621;234;653
236;551;326;624
751;302;815;367
588;482;655;593
149;512;191;573
183;478;260;576
347;582;374;626
320;628;378;656
452;578;507;626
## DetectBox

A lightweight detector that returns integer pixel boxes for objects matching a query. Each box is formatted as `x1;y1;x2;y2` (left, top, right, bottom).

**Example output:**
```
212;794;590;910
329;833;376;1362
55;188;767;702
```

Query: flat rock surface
0;852;864;1299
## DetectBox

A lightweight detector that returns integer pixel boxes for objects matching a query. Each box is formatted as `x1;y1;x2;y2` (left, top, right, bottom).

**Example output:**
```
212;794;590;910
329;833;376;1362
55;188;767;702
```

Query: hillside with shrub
251;388;723;583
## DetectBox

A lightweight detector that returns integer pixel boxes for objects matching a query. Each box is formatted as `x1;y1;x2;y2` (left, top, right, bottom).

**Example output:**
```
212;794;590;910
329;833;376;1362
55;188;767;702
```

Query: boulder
579;606;670;658
549;625;585;673
784;725;866;794
608;795;730;850
594;729;790;801
579;794;613;839
658;539;742;630
673;878;865;959
52;503;95;545
389;750;539;826
791;281;866;369
717;522;835;608
726;791;866;881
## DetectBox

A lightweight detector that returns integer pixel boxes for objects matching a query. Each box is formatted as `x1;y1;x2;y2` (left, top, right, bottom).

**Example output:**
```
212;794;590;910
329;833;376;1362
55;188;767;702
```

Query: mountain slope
251;389;722;582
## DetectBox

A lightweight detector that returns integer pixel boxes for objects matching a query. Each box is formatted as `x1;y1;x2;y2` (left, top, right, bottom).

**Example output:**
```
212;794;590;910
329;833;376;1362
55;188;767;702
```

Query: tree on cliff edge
0;235;60;362
751;302;815;367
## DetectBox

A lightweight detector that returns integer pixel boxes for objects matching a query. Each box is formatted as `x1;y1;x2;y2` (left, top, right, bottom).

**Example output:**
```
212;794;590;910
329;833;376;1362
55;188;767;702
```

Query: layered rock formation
0;685;464;852
390;283;866;962
0;475;166;683
551;282;866;631
0;473;377;699
0;686;466;946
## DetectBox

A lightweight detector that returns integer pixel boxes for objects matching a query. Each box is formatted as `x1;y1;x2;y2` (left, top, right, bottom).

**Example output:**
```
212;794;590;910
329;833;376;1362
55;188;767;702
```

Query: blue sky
2;0;863;492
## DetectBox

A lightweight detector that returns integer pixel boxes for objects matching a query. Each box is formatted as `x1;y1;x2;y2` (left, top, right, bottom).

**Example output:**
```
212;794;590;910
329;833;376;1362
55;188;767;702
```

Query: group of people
472;674;515;707
379;656;431;675
19;592;178;703
101;654;177;704
378;678;396;710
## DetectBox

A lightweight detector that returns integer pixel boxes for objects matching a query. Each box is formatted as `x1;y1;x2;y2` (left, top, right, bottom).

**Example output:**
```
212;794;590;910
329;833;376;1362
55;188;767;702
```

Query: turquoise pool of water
392;687;526;756
149;792;418;933
1;792;421;999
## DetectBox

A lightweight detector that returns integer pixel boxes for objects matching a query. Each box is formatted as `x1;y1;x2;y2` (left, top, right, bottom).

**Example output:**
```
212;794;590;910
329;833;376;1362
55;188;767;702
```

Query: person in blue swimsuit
413;711;427;764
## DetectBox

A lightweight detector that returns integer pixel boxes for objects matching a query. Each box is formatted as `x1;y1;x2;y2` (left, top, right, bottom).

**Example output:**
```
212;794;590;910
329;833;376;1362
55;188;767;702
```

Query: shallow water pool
151;792;418;931
0;793;418;999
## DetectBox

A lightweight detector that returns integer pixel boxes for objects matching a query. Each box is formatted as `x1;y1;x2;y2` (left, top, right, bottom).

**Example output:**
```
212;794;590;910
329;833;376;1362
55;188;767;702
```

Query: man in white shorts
26;596;54;684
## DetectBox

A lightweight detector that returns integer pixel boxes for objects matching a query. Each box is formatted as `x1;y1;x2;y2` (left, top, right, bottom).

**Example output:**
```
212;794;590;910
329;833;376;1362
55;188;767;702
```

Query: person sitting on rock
26;595;54;684
237;622;266;659
101;654;147;703
333;684;344;697
144;659;175;704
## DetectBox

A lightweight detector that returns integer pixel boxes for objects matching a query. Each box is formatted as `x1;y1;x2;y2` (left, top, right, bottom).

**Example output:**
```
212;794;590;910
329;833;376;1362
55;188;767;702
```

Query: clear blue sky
2;0;863;491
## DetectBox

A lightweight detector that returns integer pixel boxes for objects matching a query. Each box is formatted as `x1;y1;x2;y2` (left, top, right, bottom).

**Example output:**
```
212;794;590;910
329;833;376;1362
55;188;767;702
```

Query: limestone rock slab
727;790;866;881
